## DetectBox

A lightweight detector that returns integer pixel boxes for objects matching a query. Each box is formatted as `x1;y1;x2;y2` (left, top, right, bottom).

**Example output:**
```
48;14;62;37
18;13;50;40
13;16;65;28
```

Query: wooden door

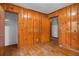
0;5;4;55
71;4;79;50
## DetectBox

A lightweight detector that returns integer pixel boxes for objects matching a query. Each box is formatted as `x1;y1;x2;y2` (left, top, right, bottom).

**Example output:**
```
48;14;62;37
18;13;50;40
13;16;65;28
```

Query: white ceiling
14;3;73;14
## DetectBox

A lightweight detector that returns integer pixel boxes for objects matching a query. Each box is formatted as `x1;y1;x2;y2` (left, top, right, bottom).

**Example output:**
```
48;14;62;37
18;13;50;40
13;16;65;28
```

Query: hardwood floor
4;41;79;56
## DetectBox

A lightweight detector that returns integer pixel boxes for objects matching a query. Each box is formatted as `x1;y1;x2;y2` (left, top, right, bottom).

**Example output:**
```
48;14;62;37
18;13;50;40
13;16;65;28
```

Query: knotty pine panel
49;3;79;52
1;3;50;48
18;8;24;48
41;15;50;43
1;4;19;14
71;4;79;50
0;5;4;55
66;6;71;48
77;4;79;50
59;8;67;47
33;12;40;44
24;9;34;47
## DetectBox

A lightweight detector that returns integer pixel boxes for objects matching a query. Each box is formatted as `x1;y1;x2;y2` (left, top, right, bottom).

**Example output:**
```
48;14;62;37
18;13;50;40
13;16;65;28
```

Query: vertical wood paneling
33;12;40;44
71;4;79;50
23;8;50;46
77;4;79;50
58;10;62;45
41;15;50;43
66;6;71;48
44;16;50;42
49;4;79;51
58;8;67;47
23;9;28;47
25;10;34;46
18;8;24;48
1;4;50;48
0;5;4;55
1;3;79;52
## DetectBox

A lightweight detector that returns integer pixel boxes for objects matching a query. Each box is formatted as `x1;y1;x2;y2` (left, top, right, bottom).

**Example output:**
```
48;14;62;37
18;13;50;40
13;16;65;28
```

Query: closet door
0;5;4;55
71;4;79;50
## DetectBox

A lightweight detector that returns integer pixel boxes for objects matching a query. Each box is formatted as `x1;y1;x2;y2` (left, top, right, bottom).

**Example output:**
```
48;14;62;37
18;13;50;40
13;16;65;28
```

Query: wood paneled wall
1;3;79;52
0;5;4;55
1;4;50;48
48;4;79;52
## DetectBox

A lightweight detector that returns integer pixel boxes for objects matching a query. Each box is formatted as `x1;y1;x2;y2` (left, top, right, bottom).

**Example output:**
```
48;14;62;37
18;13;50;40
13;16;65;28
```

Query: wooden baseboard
51;37;58;39
59;45;79;53
5;44;17;47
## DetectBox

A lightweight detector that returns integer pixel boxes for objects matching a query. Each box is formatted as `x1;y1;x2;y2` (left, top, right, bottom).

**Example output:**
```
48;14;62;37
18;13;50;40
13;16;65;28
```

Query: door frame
50;16;58;39
50;16;60;44
4;11;18;47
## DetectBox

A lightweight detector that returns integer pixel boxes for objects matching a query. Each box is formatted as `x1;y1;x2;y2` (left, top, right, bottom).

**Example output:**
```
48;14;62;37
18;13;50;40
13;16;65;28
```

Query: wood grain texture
1;3;79;53
4;40;79;56
18;7;24;48
70;4;79;50
1;3;19;14
77;4;79;50
1;3;50;48
48;4;79;52
0;5;4;56
41;15;50;43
